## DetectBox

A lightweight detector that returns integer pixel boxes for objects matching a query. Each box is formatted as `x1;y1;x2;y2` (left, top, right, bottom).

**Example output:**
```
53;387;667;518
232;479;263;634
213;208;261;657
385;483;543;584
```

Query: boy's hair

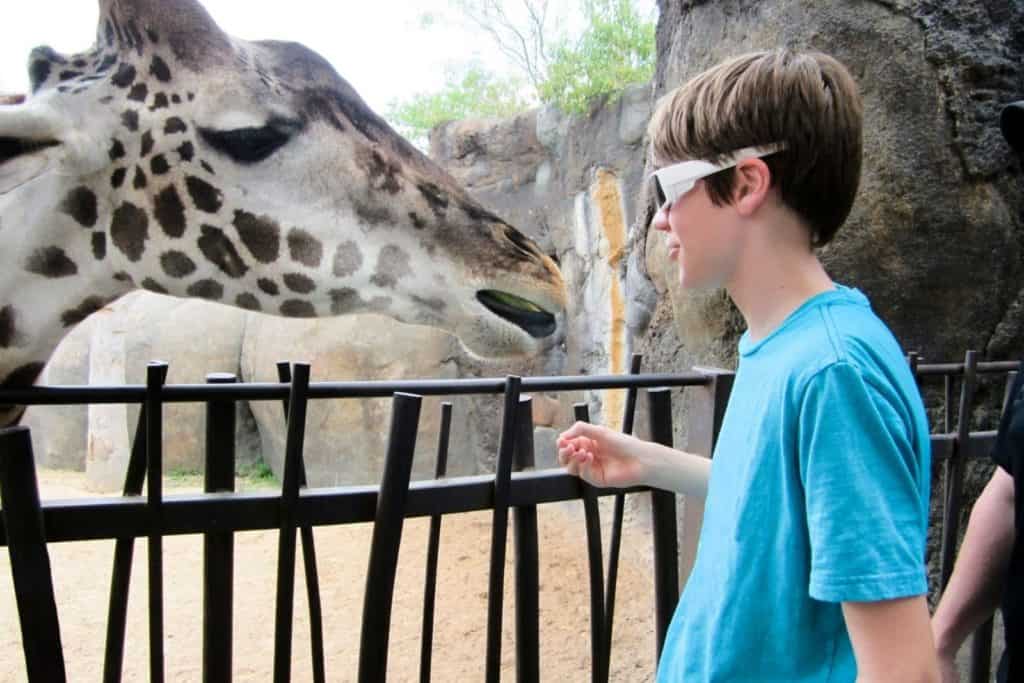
648;50;863;247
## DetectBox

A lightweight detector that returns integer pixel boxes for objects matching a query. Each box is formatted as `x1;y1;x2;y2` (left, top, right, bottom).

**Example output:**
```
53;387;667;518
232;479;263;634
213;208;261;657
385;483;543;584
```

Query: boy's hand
556;421;648;489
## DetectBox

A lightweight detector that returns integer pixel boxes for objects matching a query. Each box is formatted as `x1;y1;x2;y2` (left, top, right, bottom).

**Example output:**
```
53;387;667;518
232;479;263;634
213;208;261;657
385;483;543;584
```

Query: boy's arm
931;467;1015;672
557;422;711;496
842;595;938;683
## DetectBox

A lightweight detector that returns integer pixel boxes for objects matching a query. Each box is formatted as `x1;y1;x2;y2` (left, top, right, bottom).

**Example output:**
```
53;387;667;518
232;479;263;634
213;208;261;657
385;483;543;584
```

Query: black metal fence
0;352;1018;682
0;357;731;682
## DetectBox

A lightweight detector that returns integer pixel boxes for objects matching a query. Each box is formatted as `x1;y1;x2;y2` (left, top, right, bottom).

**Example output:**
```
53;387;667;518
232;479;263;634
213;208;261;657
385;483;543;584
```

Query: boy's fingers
559;421;604;441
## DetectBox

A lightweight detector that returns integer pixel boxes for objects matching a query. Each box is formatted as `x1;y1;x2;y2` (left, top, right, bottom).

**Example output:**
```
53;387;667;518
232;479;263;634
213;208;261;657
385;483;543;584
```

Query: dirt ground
1;469;659;682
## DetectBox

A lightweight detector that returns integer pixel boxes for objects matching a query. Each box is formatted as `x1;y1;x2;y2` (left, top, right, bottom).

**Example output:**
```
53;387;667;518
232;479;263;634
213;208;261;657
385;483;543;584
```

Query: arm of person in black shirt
931;467;1016;683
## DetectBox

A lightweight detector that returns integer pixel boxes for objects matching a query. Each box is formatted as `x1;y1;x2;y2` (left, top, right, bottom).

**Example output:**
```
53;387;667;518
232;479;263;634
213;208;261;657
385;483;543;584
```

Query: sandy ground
1;469;658;682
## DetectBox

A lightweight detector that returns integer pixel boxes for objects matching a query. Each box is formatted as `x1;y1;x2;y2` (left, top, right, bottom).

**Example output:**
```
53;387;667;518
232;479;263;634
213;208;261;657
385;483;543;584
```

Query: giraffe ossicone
0;0;567;426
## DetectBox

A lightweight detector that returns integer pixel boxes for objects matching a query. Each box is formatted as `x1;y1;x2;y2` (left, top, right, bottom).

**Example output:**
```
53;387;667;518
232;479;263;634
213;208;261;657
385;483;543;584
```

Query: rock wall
431;83;655;431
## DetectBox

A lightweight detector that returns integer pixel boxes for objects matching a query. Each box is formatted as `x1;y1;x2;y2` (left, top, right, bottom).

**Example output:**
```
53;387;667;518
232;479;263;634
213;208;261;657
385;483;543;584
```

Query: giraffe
0;0;567;427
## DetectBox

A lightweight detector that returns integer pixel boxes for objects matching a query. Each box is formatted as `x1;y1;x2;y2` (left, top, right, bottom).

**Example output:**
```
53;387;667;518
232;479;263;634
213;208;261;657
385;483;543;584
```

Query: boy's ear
731;158;772;217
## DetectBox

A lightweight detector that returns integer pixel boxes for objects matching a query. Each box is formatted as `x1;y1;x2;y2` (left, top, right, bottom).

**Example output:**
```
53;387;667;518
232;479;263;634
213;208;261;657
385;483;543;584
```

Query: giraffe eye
198;118;299;164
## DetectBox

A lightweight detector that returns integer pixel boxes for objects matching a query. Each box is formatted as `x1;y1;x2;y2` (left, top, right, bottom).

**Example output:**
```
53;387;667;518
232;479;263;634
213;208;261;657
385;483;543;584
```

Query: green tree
385;63;531;147
539;0;656;114
385;0;655;139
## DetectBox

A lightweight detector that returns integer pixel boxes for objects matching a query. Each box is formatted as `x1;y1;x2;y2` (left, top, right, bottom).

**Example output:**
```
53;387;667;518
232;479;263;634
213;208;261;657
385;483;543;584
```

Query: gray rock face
643;1;1023;619
647;0;1024;368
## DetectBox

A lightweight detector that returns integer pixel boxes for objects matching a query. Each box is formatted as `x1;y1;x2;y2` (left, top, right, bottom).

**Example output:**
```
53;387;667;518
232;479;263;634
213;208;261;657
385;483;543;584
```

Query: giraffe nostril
503;225;541;261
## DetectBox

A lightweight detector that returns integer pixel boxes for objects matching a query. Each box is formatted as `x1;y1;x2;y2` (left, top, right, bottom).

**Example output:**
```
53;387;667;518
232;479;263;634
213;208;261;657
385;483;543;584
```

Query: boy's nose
652;207;669;232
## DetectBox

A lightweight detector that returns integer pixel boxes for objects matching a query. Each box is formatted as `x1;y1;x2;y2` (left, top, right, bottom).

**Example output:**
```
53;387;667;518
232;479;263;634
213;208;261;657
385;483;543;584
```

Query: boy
558;50;938;682
931;101;1023;683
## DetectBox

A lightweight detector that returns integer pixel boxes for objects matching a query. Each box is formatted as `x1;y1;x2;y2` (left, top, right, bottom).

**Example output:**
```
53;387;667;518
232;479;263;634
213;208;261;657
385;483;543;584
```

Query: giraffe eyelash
197;118;301;164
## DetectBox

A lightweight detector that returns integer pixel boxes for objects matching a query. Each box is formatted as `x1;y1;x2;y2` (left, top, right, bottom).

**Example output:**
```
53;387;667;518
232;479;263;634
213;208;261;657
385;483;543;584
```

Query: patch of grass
164;461;279;490
237;461;279;488
166;467;203;487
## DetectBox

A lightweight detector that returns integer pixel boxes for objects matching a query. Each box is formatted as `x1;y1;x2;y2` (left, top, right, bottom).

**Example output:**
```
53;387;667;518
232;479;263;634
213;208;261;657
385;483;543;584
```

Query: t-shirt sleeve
798;362;929;603
992;369;1024;474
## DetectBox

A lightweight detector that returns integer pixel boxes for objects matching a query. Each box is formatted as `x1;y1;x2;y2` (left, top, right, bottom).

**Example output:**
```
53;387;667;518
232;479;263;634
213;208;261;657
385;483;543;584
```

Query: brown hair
648;50;863;247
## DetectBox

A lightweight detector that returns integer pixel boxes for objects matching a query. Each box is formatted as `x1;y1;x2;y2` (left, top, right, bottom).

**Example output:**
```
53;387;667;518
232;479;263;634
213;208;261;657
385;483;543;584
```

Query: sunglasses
651;142;786;213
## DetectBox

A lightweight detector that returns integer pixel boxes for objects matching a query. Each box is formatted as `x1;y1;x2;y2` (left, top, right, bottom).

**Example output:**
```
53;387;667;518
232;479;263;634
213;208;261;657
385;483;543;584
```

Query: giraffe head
0;0;567;421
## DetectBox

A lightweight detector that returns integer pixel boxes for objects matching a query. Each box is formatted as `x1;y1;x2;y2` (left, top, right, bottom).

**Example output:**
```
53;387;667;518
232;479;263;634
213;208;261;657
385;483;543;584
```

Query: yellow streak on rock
590;168;627;428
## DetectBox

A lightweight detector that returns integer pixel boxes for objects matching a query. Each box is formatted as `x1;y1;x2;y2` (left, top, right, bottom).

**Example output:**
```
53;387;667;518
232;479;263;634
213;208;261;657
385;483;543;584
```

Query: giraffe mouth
477;290;557;339
0;137;60;167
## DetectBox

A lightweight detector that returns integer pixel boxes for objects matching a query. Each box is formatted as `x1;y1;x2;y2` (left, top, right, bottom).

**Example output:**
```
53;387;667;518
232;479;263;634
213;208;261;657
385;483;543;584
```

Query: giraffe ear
97;0;233;63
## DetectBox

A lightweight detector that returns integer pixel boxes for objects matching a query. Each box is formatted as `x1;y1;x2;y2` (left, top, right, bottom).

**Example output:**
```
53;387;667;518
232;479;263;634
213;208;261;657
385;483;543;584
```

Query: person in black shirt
932;99;1024;683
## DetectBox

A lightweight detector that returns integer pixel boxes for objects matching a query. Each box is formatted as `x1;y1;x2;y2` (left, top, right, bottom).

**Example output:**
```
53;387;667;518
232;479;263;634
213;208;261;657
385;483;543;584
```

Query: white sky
0;0;548;115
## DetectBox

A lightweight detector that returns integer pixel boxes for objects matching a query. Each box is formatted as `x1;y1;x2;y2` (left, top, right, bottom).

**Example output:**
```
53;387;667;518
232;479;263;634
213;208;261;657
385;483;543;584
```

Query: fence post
0;426;67;683
680;369;734;583
646;388;677;661
359;392;423;683
273;363;312;683
513;396;540;683
485;376;523;683
573;402;608;683
420;402;453;683
940;350;978;588
145;361;169;683
203;372;236;683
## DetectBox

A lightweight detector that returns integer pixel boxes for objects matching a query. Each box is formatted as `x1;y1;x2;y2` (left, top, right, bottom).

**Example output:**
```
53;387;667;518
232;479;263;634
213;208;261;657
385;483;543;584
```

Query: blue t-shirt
657;285;931;682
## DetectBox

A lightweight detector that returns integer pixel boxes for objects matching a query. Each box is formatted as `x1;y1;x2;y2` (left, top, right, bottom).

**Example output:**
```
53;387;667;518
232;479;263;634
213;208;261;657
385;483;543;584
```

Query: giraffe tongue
0;94;26;106
0;137;60;194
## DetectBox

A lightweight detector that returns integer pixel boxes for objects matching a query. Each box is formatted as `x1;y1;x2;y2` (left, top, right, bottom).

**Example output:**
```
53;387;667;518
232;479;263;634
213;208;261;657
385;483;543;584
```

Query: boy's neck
726;211;835;343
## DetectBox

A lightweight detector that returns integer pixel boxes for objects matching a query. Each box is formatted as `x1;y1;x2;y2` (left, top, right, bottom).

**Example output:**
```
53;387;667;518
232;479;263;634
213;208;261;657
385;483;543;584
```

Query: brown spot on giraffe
332;241;362;277
140;130;155;156
110;202;149;262
108;138;126;161
121;109;139;131
356;147;402;195
236;293;261;311
186;175;223;213
154;185;186;237
233;210;281;263
161;251;196;278
141;278;168;294
283;273;316;294
287;229;323;267
280;300;315;317
110;63;136;88
60;187;99;228
127;83;148;102
92;233;107;261
111;167;127;188
198;225;248;278
150;55;172;82
1;362;45;390
0;306;24;348
60;296;107;327
187;279;224;301
258;278;280;296
371;245;411;289
25;247;78;278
